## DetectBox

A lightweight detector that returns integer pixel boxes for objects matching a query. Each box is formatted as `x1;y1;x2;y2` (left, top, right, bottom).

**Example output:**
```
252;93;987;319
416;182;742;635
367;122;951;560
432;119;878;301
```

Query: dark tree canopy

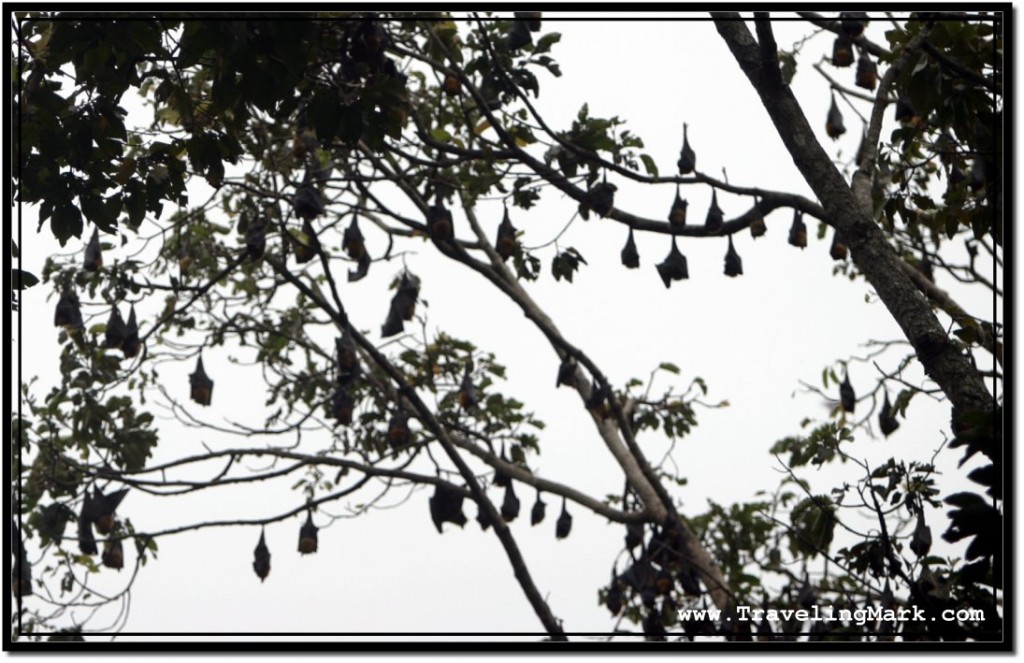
11;10;1004;646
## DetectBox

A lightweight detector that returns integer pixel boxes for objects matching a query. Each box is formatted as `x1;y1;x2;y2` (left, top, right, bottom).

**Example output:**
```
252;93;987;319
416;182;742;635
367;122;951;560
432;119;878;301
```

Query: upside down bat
826;93;846;139
788;210;807;249
102;538;124;570
104;307;127;349
655;237;689;288
620;228;640;269
427;199;454;241
587;176;617;218
84;487;129;536
297;512;319;554
839;372;856;413
495;206;518;261
723;236;743;277
556;356;576;388
84;228;102;271
388;411;411;449
677;123;696;175
54;290;84;331
668;187;688;227
501;481;520;522
190;354;214;406
246;217;267;261
879;391;900;437
555;497;572;539
253;529;271;582
292;185;326;221
429;483;468;533
121;305;141;358
704;189;724;234
749;197;767;238
531;492;546;526
458;365;478;410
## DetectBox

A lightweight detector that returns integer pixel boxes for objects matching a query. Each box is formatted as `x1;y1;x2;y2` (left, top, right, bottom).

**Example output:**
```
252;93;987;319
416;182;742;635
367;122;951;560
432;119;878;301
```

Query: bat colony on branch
50;10;919;589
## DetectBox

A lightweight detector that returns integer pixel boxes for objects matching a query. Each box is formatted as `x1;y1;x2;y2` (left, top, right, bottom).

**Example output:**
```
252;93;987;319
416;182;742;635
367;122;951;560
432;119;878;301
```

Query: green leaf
658;362;680;375
12;269;39;289
640;154;659;177
533;32;561;55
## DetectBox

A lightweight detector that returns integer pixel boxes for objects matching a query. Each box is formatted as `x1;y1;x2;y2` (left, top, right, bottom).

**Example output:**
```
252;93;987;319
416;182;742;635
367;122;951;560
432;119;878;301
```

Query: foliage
11;11;1002;643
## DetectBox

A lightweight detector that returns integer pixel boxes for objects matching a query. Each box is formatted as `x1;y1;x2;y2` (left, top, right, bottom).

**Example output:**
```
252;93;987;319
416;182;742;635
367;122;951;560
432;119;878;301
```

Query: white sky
9;11;1010;651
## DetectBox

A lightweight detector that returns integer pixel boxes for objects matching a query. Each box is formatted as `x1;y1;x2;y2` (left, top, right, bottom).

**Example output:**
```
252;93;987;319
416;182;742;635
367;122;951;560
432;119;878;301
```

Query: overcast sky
11;11;1006;649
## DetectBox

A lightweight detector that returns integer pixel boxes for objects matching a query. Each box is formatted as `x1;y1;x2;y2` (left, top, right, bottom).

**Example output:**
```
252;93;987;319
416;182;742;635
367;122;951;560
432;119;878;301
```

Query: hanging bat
342;216;367;261
292;219;320;264
476;502;493;531
620;228;639;269
655;237;689;288
381;301;405;338
556;356;576;388
429;483;467;533
530;492;546;526
101;538;124;570
586;379;610;420
388;411;410;449
677;123;696;175
839;372;856;413
104;307;127;349
348;252;371;282
493;445;511;488
86;487;129;535
797;575;816;609
606;573;624;615
879;392;900;437
13;530;32;598
895;96;922;128
77;504;98;555
856;52;878;91
121;305;141;358
442;73;462;96
679;563;702;596
625;522;643;549
500;481;520;522
427;199;453;241
909;513;931;557
458;365;477;410
506;19;533;50
723;236;743;277
832;33;854;67
396;273;420;321
588;178;617;218
555;496;572;539
654;568;674;595
297;512;319;554
252;529;271;582
788;210;807;249
830;229;848;261
643;610;667;641
668;187;689;227
705;189;724;234
292;185;325;221
53;290;84;331
749;197;767;238
336;329;359;376
246;218;267;261
83;228;102;271
333;385;355;425
839;11;869;37
190;355;214;406
826;94;846;139
514;11;542;31
495;206;518;261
